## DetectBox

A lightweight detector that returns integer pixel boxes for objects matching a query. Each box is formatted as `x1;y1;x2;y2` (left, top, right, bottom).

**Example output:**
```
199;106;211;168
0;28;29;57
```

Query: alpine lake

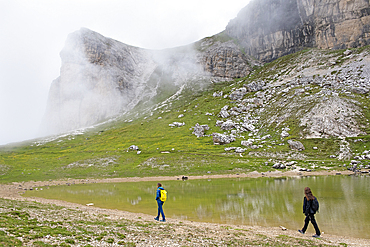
24;174;370;239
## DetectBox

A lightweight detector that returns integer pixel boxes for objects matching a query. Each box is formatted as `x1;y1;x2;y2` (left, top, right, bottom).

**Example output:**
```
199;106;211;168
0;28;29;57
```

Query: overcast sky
0;0;250;145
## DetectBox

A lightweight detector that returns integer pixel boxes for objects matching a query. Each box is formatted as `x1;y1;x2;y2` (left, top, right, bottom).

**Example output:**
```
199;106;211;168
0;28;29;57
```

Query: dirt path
1;170;369;246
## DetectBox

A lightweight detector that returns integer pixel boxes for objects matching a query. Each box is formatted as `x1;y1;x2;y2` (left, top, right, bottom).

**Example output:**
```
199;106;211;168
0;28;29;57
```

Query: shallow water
24;175;370;239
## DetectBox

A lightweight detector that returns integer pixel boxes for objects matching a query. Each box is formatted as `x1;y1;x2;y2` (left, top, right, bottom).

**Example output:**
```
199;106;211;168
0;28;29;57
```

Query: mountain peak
226;0;370;61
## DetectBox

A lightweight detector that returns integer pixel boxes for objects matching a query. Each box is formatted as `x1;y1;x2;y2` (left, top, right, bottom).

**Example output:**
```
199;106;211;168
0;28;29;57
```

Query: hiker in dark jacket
154;183;166;222
298;187;320;238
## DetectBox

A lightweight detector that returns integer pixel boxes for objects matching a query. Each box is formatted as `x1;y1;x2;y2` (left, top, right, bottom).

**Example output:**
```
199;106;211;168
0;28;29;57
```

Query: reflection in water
24;175;370;239
130;196;142;205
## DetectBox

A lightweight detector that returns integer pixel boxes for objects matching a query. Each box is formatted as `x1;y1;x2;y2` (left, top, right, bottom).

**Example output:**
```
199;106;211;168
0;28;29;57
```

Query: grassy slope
1;47;370;184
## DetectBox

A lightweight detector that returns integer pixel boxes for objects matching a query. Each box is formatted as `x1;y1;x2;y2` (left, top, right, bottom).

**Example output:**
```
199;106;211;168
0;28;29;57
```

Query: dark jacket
303;196;317;215
156;187;164;201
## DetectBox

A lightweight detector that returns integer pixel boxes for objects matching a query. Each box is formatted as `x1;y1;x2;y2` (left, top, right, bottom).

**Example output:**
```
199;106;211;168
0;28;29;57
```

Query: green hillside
1;47;370;184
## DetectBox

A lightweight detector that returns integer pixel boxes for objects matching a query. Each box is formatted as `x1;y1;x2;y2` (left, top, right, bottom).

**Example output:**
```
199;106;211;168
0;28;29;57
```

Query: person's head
304;187;315;200
157;183;162;188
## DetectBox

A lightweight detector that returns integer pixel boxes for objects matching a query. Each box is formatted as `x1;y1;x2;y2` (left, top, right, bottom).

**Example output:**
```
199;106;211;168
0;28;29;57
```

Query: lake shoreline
1;169;369;246
1;169;356;197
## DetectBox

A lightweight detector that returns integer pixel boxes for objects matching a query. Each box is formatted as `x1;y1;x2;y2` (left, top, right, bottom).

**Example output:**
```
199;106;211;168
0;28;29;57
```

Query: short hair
157;183;162;187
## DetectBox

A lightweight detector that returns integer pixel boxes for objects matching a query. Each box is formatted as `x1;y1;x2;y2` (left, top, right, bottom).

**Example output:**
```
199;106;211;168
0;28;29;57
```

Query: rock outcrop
195;35;255;79
226;0;370;62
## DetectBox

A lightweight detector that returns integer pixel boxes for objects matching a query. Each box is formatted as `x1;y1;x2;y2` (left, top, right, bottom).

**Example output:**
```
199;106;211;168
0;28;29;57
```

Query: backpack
160;189;167;202
311;197;319;213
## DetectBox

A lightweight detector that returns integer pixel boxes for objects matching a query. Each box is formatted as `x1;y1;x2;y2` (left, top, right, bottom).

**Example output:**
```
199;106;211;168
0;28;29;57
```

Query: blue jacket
156;187;164;201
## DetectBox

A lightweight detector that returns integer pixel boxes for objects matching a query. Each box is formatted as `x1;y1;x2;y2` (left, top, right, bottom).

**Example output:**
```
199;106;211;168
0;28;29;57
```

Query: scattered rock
350;87;369;94
245;81;264;92
216;120;224;127
281;130;290;138
213;91;223;97
212;133;236;145
287;140;305;151
273;163;286;169
235;147;246;153
192;123;209;137
241;139;254;147
280;226;287;231
221;120;236;130
169;122;185;127
129;145;139;151
261;134;271;140
229;87;247;100
241;123;255;131
343;50;352;56
285;161;297;166
295;88;305;94
219;105;230;118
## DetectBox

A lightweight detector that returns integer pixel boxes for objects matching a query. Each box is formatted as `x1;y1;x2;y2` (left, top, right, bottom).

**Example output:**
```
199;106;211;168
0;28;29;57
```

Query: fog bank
0;0;250;145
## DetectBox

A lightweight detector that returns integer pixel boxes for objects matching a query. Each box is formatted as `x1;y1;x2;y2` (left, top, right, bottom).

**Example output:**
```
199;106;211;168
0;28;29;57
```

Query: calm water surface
24;175;370;239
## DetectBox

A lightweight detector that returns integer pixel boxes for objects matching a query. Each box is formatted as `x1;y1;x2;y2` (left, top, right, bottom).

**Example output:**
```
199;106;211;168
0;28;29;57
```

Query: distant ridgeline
41;0;370;136
226;0;370;62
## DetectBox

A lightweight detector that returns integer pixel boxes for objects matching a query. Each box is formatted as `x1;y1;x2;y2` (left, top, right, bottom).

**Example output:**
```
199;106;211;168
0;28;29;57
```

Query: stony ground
1;171;369;246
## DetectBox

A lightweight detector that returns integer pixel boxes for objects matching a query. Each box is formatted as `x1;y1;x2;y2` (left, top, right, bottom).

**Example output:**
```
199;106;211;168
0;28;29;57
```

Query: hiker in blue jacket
298;187;320;238
154;183;166;222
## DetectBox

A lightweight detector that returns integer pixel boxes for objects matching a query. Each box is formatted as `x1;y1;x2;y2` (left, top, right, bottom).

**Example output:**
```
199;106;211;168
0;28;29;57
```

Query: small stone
235;147;246;153
287;140;305;151
281;131;290;138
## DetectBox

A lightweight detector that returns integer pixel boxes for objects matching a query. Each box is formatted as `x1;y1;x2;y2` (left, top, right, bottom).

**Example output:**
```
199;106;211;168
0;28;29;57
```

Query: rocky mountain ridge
201;47;370;161
226;0;370;61
41;29;253;135
41;0;370;137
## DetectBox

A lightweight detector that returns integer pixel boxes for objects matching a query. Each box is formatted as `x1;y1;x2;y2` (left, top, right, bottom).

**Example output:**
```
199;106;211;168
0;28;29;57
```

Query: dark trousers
302;214;320;235
156;200;165;220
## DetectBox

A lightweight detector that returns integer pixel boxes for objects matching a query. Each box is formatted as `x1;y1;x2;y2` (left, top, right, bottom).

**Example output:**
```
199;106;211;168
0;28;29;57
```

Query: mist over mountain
40;29;253;136
226;0;370;61
41;0;370;137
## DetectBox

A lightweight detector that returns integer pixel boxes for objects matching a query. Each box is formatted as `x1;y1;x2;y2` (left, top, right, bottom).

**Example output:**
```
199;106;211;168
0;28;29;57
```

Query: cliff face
226;0;370;61
41;29;251;135
41;29;156;135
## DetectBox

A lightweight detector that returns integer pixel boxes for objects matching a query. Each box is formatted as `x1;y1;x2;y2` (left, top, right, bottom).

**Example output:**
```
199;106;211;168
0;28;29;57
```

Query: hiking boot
154;217;159;221
312;234;320;238
298;230;304;234
160;219;166;222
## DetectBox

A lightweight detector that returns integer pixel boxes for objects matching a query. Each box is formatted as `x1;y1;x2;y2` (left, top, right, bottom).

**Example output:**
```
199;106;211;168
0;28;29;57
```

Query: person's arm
156;189;160;200
303;197;307;214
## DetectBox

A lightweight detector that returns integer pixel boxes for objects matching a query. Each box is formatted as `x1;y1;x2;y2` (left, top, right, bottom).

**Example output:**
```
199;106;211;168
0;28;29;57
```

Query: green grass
0;229;22;247
2;46;370;184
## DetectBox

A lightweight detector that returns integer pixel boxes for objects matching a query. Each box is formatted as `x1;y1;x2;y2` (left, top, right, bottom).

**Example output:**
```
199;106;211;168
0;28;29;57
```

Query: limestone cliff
41;29;156;135
226;0;370;62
